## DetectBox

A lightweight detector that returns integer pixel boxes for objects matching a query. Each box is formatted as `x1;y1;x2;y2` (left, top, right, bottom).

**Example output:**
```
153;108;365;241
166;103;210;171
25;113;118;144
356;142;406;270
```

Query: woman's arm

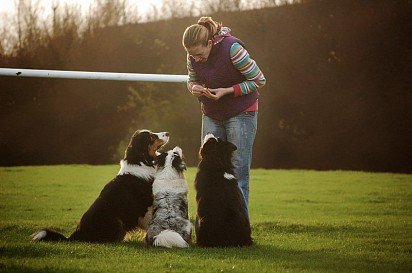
186;55;206;97
230;42;266;97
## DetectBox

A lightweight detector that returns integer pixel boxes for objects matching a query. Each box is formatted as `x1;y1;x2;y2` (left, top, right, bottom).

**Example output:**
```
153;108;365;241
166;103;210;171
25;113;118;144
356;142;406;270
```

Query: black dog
195;133;252;247
32;129;169;243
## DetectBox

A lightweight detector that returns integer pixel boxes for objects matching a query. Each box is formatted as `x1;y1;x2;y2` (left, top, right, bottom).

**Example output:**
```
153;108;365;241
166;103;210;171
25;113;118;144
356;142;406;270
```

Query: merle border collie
145;147;192;248
194;133;252;247
31;129;169;243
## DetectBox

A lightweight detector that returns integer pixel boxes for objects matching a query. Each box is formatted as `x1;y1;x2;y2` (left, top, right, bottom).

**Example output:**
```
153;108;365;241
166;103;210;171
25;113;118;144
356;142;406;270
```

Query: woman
182;16;266;218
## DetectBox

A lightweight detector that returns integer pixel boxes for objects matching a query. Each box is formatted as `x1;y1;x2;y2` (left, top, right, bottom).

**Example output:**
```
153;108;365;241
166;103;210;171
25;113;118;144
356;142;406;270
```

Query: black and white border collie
146;147;192;248
32;129;169;243
195;133;252;247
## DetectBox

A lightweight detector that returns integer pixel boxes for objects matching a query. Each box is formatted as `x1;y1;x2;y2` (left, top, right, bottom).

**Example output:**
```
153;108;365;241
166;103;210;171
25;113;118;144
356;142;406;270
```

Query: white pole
0;68;188;83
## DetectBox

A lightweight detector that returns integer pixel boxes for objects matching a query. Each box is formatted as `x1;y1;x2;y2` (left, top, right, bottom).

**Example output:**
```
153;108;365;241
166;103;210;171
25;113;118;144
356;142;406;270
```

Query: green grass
0;166;411;272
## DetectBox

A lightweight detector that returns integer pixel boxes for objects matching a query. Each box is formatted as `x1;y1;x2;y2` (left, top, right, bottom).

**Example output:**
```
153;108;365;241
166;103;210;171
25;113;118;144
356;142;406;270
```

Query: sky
0;0;163;21
0;0;299;24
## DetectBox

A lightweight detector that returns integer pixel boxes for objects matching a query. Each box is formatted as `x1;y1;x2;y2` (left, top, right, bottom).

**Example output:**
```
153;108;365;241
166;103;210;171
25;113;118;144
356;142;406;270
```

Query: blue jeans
201;111;258;218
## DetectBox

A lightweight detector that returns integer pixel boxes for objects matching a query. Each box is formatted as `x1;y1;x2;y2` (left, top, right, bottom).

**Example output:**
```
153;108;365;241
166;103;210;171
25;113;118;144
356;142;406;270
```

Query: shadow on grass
2;241;408;272
0;263;86;273
0;244;66;259
1;222;410;272
165;241;407;272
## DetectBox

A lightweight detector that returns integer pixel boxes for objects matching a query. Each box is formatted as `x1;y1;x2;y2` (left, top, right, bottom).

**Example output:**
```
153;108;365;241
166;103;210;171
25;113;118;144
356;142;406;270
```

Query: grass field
0;165;411;272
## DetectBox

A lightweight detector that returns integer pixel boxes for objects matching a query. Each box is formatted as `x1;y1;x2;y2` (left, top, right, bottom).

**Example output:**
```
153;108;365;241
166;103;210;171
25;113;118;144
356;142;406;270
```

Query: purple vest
191;36;259;120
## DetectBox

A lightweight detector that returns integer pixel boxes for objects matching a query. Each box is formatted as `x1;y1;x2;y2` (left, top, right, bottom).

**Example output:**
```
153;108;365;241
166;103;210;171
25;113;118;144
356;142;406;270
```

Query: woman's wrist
225;87;234;95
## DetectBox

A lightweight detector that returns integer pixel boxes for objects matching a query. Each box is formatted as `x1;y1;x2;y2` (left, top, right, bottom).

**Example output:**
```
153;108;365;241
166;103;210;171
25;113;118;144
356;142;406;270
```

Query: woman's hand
190;85;206;97
203;87;234;100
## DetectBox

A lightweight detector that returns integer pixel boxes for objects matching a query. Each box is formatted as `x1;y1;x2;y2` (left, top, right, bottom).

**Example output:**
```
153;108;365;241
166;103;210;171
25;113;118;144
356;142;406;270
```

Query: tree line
0;0;410;172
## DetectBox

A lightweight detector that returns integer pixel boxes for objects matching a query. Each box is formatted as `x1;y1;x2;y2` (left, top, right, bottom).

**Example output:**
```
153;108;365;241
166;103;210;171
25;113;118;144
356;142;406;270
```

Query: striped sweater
187;35;266;97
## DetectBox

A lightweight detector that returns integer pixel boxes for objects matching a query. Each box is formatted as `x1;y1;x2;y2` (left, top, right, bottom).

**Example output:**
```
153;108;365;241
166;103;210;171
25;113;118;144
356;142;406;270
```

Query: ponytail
182;16;222;49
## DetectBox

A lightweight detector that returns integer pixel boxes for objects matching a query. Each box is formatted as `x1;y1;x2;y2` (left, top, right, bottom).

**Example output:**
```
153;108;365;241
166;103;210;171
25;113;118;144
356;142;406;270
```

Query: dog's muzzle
155;132;170;146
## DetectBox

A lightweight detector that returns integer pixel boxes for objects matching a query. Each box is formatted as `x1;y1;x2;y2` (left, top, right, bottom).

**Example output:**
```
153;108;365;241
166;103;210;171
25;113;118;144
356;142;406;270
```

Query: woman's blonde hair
182;17;221;49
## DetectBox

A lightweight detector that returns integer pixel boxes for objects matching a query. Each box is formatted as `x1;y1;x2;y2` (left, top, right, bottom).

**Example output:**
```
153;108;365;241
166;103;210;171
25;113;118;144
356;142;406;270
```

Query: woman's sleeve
186;54;202;92
230;42;266;97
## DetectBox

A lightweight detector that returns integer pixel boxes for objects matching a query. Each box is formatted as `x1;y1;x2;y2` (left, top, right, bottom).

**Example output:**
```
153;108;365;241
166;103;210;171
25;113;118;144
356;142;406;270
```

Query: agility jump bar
0;68;188;83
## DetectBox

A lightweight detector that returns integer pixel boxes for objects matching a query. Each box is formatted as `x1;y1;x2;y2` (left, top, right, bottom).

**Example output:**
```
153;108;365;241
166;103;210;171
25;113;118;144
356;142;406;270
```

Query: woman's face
187;40;212;62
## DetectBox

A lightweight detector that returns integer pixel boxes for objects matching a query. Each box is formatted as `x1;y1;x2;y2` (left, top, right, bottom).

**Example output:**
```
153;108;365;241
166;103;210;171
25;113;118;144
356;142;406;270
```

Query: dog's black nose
165;132;169;137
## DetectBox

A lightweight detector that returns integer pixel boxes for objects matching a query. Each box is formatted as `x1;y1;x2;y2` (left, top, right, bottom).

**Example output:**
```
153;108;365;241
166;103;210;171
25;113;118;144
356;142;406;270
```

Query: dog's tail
31;229;69;242
153;230;189;248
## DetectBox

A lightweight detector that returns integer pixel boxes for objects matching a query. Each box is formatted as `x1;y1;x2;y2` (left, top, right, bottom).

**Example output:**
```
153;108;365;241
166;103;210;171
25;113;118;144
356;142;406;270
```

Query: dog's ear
172;155;187;172
226;141;237;152
173;146;183;157
124;130;153;164
128;131;151;152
